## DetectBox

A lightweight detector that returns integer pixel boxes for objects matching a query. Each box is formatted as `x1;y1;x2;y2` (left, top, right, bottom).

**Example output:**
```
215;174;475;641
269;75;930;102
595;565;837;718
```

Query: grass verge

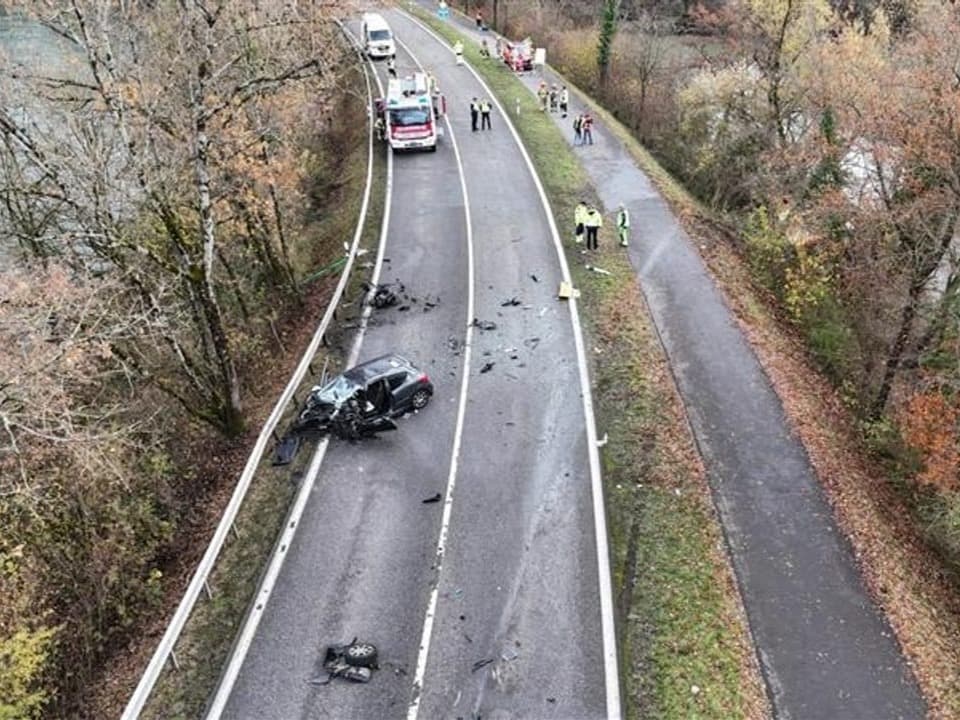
135;134;390;719
409;7;768;718
527;18;960;719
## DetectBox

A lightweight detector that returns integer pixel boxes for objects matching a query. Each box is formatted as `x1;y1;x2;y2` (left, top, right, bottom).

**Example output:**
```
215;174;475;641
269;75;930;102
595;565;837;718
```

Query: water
0;12;91;266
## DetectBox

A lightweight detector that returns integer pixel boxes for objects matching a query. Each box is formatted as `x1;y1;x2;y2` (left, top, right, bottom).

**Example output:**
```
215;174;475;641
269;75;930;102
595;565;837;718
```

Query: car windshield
317;375;358;404
390;108;431;127
369;29;391;41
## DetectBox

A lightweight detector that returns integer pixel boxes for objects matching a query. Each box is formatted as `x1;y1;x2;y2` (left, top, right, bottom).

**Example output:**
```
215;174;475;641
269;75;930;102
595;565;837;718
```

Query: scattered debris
480;362;495;374
501;648;519;662
398;305;410;312
557;281;580;299
471;318;497;331
314;639;379;685
596;433;608;448
471;658;494;673
530;274;539;283
272;434;302;465
523;337;541;350
370;284;399;308
546;697;556;703
422;493;442;504
501;297;521;307
585;264;612;276
356;247;369;257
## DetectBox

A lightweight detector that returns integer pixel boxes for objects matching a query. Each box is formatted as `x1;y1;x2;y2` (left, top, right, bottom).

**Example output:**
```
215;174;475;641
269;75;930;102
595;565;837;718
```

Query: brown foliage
899;391;960;493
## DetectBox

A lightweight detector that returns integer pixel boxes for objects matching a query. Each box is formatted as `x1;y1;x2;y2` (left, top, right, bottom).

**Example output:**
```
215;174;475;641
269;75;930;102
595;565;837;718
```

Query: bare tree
0;0;345;434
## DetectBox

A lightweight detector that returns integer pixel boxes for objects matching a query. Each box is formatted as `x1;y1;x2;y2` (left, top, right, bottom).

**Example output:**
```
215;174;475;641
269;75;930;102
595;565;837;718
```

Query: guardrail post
120;22;377;717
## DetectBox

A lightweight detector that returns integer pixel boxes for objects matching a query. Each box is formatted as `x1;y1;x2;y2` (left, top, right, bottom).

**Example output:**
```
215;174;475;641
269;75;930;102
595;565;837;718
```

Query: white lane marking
203;31;394;720
391;34;476;720
397;11;622;719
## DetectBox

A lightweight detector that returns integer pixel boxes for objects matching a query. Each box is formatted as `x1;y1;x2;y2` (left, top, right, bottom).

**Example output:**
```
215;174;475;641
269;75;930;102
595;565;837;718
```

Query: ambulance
378;72;445;152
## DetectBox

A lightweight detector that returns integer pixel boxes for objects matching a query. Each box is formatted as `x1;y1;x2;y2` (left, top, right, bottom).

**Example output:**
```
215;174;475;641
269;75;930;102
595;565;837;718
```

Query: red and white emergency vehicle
379;72;445;152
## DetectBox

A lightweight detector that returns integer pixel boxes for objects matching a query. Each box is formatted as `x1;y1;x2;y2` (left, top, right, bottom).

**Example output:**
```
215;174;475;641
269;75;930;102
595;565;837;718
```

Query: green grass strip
409;8;766;719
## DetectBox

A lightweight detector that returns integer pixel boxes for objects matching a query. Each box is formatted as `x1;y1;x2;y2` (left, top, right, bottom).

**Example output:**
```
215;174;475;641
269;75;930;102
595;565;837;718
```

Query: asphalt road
220;16;608;720
433;9;927;720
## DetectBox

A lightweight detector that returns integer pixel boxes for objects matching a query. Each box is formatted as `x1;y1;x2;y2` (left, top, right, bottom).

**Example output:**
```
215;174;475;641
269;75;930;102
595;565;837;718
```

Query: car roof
362;13;391;30
342;354;413;383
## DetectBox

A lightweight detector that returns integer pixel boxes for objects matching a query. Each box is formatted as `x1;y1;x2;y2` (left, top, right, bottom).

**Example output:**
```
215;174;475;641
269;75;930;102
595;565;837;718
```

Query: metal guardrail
120;20;378;720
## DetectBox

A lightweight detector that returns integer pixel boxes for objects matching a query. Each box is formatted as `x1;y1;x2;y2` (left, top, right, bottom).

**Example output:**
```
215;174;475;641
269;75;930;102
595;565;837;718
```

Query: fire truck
377;72;445;153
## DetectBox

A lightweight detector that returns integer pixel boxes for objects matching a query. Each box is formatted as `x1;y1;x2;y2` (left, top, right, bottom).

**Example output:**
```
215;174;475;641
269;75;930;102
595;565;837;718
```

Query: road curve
432;9;927;720
217;16;612;720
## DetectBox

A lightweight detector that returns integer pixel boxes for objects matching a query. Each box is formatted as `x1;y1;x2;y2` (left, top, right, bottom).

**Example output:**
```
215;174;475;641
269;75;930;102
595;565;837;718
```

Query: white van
361;13;396;59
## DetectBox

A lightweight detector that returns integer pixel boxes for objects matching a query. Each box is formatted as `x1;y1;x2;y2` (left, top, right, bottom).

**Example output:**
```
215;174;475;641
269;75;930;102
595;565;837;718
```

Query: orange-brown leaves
900;391;960;493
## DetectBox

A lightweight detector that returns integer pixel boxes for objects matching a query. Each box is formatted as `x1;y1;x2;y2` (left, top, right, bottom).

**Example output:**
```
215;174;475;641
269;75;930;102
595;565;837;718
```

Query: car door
384;371;409;412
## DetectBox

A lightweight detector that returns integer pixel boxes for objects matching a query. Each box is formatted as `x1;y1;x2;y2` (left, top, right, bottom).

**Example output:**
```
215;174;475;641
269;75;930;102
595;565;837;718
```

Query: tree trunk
872;208;960;418
194;27;244;436
871;285;920;419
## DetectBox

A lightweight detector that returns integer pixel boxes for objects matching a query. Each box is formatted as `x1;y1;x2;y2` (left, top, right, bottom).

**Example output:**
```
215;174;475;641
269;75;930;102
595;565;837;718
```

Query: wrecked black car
293;354;434;439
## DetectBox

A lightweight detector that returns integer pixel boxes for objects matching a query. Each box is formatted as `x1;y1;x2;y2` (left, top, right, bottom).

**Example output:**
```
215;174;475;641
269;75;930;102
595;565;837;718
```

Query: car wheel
345;642;378;669
411;389;430;410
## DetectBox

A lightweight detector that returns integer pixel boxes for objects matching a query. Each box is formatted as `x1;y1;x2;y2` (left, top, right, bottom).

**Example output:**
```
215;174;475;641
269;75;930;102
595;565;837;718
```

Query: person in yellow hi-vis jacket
584;205;603;251
574;200;588;244
617;202;630;247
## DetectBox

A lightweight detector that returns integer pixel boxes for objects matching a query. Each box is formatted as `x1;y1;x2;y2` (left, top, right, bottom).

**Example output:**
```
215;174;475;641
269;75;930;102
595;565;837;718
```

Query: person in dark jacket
470;97;479;132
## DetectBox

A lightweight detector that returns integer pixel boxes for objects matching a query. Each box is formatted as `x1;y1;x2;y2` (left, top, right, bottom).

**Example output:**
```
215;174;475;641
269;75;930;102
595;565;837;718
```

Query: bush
0;626;57;720
919;491;960;573
804;293;858;384
743;205;792;292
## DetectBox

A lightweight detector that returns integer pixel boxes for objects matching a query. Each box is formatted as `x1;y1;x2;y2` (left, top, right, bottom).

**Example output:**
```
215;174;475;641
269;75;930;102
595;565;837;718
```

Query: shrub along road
426;6;927;720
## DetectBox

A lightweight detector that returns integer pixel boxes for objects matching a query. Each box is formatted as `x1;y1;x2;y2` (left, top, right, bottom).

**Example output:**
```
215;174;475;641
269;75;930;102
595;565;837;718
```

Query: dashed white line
390;34;477;720
396;11;622;719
